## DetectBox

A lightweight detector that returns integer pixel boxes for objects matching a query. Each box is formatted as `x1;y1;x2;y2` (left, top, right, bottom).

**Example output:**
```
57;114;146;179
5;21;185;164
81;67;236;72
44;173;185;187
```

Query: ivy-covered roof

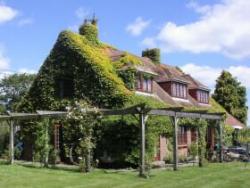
18;22;226;114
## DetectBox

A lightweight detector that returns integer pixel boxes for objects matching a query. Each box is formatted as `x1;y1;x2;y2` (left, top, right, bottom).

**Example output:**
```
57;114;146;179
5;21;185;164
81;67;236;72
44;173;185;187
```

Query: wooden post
218;120;223;163
197;126;203;167
44;123;49;167
9;121;14;164
172;115;179;171
139;112;146;177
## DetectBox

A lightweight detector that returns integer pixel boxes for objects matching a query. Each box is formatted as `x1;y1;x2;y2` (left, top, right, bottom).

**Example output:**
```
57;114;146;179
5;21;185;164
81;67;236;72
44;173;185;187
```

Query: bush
164;153;173;164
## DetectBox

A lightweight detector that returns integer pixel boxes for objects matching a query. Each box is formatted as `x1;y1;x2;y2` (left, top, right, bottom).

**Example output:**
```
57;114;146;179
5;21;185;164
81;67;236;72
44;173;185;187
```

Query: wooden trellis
0;105;224;177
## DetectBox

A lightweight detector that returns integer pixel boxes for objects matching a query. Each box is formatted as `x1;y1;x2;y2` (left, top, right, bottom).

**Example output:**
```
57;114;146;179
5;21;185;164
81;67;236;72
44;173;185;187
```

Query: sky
0;0;250;124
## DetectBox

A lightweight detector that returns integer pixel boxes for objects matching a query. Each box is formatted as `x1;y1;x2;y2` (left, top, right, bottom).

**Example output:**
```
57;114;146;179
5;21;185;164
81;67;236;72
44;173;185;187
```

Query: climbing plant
179;118;208;167
65;100;100;172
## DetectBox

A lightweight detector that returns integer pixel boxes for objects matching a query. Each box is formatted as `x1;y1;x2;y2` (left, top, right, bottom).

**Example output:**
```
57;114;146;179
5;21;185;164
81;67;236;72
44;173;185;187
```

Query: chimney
142;48;160;64
78;14;99;44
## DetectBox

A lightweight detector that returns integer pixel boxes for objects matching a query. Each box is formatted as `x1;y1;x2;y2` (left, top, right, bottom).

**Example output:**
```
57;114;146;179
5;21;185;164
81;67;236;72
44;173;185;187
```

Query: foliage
16;20;226;168
0;123;8;157
213;70;247;124
34;118;51;167
95;95;172;167
113;52;142;69
79;22;99;45
117;68;136;90
164;153;173;164
179;118;207;166
188;142;198;161
113;53;142;90
223;124;234;147
238;128;250;144
142;48;160;64
182;98;226;114
65;101;100;172
0;73;36;111
17;30;131;112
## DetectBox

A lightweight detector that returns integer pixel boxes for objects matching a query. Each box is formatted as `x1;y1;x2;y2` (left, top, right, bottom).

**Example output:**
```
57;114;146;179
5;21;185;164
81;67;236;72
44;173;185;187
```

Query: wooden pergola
0;104;224;177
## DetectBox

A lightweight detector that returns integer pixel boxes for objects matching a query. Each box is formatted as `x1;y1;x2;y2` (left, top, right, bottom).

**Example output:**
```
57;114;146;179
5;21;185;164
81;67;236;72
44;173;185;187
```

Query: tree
0;73;36;111
213;71;247;124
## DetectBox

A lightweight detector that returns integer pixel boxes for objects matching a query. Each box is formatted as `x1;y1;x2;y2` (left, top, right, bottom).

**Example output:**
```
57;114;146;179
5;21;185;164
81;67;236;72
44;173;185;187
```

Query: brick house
105;47;244;161
107;48;209;158
22;20;243;163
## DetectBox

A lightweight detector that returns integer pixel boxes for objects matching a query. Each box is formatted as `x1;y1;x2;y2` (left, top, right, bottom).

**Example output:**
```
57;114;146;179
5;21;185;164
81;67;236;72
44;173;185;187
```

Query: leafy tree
0;73;36;111
213;71;247;124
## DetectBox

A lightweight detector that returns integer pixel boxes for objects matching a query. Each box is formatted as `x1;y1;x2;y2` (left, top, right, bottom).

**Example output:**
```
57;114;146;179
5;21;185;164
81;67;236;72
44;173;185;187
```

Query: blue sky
0;0;250;124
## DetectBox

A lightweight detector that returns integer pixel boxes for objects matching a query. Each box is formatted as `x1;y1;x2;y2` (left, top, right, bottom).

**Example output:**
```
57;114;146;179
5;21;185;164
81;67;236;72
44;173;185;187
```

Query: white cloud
18;68;37;74
126;17;151;36
181;63;250;124
18;18;33;26
0;4;18;24
75;7;90;20
143;0;250;59
181;63;250;89
181;63;221;87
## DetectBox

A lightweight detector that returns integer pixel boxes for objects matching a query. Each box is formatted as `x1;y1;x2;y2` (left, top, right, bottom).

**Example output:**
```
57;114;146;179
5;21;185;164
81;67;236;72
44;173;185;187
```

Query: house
225;113;245;130
19;19;234;164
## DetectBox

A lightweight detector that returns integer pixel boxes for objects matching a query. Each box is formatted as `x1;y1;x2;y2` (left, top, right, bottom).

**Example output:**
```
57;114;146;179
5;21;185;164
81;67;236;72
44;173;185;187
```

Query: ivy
17;21;226;168
142;48;160;64
79;23;99;45
64;101;100;172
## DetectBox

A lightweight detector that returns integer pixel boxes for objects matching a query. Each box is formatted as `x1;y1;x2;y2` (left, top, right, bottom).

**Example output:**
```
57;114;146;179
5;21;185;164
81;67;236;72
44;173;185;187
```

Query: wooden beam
148;109;175;116
139;113;147;177
218;120;223;163
176;112;201;119
9;121;14;164
100;107;138;116
201;114;222;120
172;115;179;171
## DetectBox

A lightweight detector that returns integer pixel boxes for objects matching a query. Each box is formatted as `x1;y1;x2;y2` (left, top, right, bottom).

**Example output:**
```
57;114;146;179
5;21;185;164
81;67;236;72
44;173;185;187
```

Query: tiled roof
106;47;212;108
182;74;210;91
225;113;245;129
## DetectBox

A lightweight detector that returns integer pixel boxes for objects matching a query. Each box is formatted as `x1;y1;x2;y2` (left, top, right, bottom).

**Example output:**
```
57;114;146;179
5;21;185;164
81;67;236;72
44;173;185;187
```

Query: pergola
0;104;224;177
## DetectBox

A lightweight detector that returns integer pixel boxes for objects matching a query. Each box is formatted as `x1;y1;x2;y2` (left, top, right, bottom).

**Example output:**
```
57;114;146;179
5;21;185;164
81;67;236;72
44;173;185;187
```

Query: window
171;82;187;98
56;79;74;98
178;126;187;145
135;73;153;93
197;90;209;103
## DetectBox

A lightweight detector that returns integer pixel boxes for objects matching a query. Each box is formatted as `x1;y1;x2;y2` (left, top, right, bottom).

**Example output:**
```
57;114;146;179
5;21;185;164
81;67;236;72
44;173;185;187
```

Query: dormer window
158;80;188;99
136;73;153;93
189;89;209;104
171;82;187;99
197;90;209;103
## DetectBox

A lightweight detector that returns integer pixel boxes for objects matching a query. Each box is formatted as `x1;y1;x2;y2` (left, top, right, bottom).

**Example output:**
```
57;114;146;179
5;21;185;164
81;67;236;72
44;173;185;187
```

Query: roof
225;113;245;129
106;48;209;90
104;47;223;110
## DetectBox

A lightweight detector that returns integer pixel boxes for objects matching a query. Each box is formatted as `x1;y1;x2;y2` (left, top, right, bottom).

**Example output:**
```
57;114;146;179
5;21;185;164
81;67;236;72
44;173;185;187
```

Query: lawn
0;162;250;188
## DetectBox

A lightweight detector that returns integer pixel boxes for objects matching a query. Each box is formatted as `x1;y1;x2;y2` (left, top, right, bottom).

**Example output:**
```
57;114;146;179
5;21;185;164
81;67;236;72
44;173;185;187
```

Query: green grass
0;163;250;188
